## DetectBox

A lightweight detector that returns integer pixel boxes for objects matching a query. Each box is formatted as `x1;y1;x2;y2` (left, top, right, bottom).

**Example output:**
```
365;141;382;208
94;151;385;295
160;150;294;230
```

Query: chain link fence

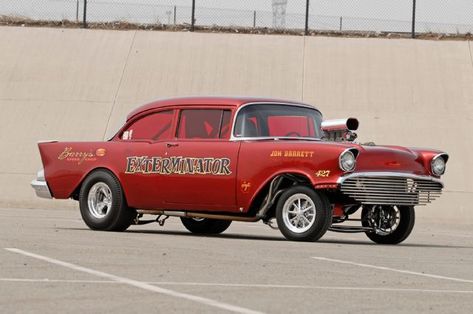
1;0;472;36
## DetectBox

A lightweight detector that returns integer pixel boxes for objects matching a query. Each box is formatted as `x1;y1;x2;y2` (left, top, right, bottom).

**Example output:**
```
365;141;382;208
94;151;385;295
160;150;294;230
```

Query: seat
235;118;258;137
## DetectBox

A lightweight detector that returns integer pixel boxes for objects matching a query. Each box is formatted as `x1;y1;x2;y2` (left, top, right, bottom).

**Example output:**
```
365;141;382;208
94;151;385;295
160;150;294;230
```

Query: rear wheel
79;170;136;231
361;205;415;244
180;217;232;234
276;186;332;242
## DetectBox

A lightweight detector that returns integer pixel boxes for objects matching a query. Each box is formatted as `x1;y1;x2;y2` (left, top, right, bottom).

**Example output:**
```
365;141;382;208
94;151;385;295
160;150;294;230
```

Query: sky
1;0;472;33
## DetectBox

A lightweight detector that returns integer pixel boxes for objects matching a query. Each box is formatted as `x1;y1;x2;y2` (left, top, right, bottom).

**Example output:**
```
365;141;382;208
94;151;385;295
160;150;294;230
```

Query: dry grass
1;15;472;41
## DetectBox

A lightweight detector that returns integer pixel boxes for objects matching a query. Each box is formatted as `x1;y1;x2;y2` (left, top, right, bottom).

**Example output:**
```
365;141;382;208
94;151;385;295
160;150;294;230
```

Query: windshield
234;104;323;139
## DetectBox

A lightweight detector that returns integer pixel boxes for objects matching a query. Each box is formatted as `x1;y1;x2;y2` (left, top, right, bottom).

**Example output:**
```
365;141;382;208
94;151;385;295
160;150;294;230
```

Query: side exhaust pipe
136;210;260;222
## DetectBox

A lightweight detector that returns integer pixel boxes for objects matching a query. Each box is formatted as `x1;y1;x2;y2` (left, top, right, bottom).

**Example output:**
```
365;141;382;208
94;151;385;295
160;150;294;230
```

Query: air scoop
321;118;359;142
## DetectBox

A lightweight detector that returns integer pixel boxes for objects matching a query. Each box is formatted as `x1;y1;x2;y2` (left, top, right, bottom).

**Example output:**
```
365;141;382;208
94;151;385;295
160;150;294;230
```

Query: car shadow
60;227;473;249
126;229;286;242
318;238;473;249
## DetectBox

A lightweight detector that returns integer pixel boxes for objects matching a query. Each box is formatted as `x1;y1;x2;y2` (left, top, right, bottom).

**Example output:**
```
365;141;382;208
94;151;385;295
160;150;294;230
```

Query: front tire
180;217;232;234
361;205;415;244
276;186;332;242
79;170;136;231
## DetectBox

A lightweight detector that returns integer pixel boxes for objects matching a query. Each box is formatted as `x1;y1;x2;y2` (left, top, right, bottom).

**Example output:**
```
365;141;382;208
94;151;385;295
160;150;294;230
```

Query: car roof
126;96;316;121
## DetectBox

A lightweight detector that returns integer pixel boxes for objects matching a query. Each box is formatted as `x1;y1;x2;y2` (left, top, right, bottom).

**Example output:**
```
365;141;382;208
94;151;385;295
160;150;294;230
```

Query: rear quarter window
122;110;174;141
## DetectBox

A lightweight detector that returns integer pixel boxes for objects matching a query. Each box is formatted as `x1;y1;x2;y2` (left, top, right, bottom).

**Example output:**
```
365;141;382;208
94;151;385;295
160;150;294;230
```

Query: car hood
354;144;428;175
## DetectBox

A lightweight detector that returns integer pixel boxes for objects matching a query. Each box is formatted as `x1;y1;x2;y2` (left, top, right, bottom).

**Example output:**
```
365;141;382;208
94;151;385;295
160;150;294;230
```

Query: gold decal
58;147;100;164
125;156;232;176
241;181;251;193
270;150;283;157
315;170;331;177
270;150;314;158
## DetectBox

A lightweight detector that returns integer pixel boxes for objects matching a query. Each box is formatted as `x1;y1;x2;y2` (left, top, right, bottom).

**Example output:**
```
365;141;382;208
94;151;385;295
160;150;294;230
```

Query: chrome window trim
229;102;323;142
337;172;444;187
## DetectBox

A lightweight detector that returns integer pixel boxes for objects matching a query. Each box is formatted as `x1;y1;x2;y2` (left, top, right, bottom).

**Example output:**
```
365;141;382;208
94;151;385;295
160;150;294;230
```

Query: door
161;108;240;211
118;109;175;209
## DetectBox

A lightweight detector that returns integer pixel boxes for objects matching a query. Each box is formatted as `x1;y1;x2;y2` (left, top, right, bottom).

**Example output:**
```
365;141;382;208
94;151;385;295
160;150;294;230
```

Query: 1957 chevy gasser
32;97;448;244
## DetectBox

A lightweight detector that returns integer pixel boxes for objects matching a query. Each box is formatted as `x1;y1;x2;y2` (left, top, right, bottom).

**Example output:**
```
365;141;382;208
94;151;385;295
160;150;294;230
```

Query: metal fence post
253;11;256;28
304;0;310;35
174;6;177;25
191;0;195;31
83;0;87;28
339;16;343;31
76;0;79;22
411;0;416;38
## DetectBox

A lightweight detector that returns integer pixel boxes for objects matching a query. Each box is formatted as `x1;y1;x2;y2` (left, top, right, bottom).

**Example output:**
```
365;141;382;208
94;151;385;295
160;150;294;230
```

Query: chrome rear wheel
87;182;112;219
79;170;136;231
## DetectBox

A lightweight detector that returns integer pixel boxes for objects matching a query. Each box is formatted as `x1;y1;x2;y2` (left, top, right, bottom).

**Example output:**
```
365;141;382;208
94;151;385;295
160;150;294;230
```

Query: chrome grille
339;175;443;206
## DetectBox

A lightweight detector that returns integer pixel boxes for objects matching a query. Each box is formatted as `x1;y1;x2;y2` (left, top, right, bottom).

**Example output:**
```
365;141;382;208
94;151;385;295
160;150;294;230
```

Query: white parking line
312;256;473;284
2;278;473;294
4;248;263;314
417;231;473;239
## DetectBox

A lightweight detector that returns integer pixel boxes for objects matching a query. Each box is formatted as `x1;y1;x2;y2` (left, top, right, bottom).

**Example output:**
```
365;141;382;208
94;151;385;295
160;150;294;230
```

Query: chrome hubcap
365;205;401;235
282;193;316;233
87;182;112;219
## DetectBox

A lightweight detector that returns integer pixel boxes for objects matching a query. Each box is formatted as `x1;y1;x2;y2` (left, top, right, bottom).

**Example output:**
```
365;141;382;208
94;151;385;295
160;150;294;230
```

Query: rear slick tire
79;170;136;231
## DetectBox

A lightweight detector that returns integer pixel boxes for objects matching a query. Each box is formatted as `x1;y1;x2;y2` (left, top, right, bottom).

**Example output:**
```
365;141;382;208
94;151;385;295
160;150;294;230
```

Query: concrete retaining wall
0;26;471;223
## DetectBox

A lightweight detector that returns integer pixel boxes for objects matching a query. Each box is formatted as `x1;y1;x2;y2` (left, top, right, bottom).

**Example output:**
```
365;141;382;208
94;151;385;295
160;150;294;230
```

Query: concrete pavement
1;207;472;313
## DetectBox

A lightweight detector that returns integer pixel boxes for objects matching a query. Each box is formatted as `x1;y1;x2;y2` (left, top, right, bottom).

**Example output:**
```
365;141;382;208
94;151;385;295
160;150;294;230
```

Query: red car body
32;97;448;243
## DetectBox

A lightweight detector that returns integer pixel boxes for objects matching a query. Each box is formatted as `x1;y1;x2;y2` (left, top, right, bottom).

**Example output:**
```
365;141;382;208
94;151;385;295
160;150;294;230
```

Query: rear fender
37;142;126;200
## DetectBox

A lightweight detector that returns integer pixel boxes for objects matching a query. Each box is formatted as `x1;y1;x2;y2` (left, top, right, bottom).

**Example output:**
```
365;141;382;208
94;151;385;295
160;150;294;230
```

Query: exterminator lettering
125;156;232;176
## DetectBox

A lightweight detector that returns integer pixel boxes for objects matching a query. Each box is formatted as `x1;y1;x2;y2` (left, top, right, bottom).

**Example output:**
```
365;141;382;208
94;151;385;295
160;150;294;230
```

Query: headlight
339;149;356;172
431;154;446;176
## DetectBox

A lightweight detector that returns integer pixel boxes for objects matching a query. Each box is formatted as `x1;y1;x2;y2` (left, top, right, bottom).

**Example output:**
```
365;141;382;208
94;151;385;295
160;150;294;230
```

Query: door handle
167;143;179;148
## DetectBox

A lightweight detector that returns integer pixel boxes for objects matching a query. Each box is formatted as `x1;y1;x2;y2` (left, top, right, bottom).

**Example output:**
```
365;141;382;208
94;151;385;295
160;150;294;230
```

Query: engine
321;118;359;142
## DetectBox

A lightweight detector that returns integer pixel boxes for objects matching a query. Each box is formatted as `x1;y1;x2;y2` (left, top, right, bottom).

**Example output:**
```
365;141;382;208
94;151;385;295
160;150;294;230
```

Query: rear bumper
31;169;52;199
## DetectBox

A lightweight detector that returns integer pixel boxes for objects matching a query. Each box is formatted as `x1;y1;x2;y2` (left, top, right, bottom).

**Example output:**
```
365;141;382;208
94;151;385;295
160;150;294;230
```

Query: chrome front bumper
31;169;52;199
337;172;443;206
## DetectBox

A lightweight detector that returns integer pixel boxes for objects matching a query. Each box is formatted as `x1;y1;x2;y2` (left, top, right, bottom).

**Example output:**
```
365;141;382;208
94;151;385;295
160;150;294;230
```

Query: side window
235;113;260;137
122;110;174;141
177;109;231;139
219;110;232;139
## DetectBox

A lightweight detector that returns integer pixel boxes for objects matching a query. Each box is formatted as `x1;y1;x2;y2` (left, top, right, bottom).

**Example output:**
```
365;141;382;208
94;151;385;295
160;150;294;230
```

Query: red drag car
32;97;448;243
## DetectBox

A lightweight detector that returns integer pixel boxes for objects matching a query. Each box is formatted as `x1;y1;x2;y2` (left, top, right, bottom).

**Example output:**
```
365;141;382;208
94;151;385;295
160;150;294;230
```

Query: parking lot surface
1;207;472;313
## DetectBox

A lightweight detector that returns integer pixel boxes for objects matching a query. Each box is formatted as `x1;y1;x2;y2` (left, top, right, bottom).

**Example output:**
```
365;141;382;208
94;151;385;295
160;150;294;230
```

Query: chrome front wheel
362;205;415;244
276;186;331;242
282;193;317;233
363;205;401;236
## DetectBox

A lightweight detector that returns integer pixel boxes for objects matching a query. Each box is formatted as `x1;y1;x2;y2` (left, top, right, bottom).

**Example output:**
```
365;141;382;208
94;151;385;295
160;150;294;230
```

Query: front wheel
276;186;332;242
180;217;232;234
79;170;136;231
361;205;415;244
